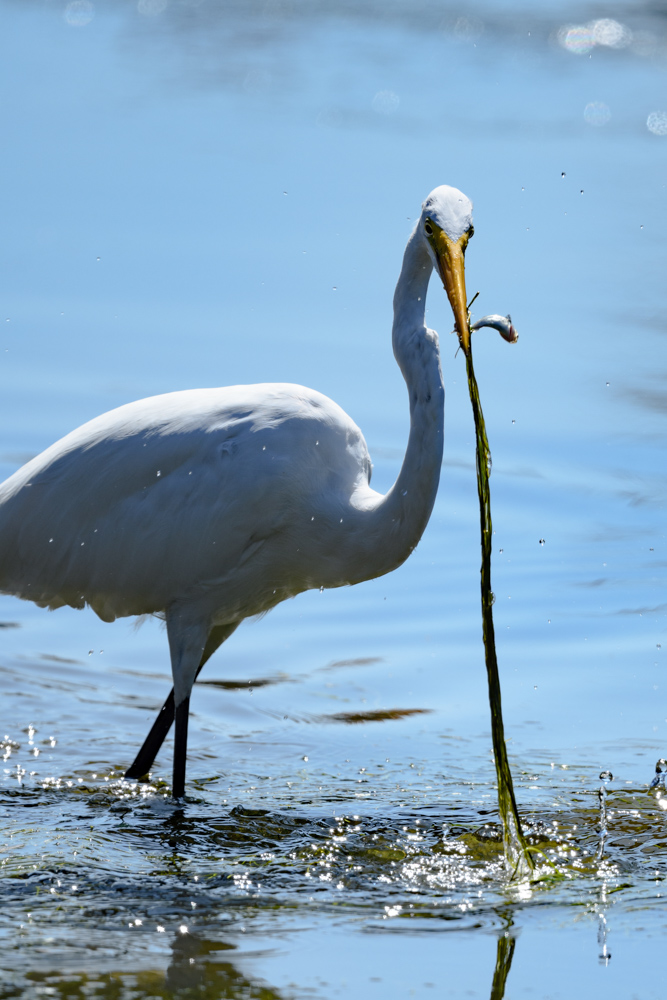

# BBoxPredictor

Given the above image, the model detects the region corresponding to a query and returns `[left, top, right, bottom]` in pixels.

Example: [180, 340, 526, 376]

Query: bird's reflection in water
[164, 931, 283, 999]
[17, 925, 519, 1000]
[19, 933, 285, 1000]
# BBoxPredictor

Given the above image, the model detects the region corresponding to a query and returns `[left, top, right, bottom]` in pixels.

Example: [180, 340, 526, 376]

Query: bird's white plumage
[421, 185, 473, 242]
[0, 184, 473, 792]
[0, 384, 376, 623]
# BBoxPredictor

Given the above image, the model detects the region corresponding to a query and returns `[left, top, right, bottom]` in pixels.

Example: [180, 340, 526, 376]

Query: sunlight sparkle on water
[557, 24, 595, 55]
[2, 0, 667, 993]
[591, 19, 632, 48]
[647, 111, 667, 136]
[371, 91, 400, 116]
[137, 0, 167, 16]
[557, 19, 632, 55]
[584, 101, 611, 127]
[64, 0, 94, 27]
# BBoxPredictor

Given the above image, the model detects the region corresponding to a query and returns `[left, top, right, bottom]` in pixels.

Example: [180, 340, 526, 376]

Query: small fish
[470, 313, 518, 344]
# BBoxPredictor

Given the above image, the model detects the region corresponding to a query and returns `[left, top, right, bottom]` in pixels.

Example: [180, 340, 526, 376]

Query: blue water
[1, 1, 667, 997]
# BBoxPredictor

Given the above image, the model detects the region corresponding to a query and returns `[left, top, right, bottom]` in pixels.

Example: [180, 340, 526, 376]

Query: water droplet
[88, 650, 93, 656]
[262, 445, 266, 451]
[658, 644, 662, 649]
[311, 516, 315, 521]
[599, 770, 613, 782]
[283, 191, 288, 196]
[319, 585, 324, 593]
[302, 756, 309, 762]
[156, 470, 161, 477]
[539, 538, 545, 546]
[561, 171, 566, 178]
[640, 225, 644, 230]
[580, 189, 584, 194]
[606, 382, 610, 387]
[49, 538, 53, 543]
[401, 489, 408, 496]
[499, 548, 503, 553]
[511, 419, 516, 424]
[339, 518, 343, 523]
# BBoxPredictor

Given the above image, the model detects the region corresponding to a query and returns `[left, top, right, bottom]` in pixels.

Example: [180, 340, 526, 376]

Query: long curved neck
[349, 227, 445, 581]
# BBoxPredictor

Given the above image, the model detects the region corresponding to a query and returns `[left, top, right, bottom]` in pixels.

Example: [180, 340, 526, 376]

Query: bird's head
[420, 185, 474, 354]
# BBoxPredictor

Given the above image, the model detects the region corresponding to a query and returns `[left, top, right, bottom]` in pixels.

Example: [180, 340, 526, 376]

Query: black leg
[124, 690, 175, 779]
[124, 623, 237, 781]
[172, 696, 190, 799]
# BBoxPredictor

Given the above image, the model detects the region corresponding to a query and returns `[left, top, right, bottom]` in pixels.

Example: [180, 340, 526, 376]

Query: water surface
[1, 1, 667, 996]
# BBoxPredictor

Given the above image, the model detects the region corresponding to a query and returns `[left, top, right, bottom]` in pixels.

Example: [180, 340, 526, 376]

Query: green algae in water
[464, 340, 534, 880]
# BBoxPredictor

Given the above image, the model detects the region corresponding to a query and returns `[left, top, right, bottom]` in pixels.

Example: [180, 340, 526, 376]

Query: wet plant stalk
[490, 933, 516, 1000]
[465, 344, 534, 879]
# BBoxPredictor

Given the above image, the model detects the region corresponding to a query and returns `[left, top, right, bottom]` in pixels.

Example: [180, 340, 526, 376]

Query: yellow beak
[432, 229, 471, 355]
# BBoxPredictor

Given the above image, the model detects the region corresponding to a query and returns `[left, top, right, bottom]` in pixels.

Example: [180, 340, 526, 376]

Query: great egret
[0, 185, 474, 798]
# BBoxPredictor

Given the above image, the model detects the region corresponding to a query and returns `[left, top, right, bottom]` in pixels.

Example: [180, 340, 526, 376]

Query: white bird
[0, 185, 474, 798]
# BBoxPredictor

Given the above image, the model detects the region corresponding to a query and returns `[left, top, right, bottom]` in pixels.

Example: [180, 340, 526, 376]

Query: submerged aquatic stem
[464, 340, 534, 880]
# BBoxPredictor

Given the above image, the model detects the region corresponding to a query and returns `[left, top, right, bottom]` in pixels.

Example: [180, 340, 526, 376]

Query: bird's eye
[424, 220, 434, 237]
[468, 225, 474, 239]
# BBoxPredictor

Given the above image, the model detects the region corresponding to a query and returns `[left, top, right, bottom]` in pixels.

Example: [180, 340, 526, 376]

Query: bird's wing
[0, 384, 371, 621]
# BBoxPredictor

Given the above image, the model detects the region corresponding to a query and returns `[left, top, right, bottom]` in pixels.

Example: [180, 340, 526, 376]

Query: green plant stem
[490, 933, 516, 1000]
[465, 344, 534, 879]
